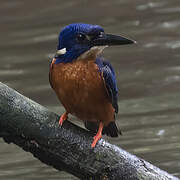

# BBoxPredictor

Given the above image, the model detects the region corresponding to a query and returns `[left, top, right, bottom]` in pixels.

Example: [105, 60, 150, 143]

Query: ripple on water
[0, 69, 24, 76]
[136, 2, 167, 11]
[160, 21, 180, 29]
[32, 34, 57, 43]
[156, 7, 180, 13]
[164, 75, 180, 83]
[165, 40, 180, 49]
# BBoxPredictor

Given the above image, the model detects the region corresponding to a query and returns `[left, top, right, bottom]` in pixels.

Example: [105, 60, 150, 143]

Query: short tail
[84, 121, 122, 137]
[103, 122, 122, 137]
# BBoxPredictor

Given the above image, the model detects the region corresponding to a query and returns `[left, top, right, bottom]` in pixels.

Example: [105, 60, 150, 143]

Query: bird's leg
[91, 122, 103, 148]
[59, 112, 68, 126]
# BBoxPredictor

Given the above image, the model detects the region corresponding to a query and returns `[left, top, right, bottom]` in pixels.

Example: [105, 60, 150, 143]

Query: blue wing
[95, 58, 119, 113]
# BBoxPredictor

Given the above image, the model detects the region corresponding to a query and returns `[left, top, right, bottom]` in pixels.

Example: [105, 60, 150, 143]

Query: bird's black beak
[92, 33, 136, 46]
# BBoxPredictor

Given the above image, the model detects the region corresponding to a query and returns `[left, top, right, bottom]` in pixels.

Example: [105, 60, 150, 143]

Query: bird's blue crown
[55, 23, 105, 63]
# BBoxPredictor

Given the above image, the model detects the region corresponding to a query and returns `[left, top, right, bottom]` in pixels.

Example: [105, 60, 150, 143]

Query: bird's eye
[98, 31, 104, 38]
[77, 33, 86, 42]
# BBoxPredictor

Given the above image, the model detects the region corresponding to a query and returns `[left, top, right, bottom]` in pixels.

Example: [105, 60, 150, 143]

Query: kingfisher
[49, 23, 135, 148]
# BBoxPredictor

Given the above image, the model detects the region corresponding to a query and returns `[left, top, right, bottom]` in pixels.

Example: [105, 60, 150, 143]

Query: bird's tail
[103, 122, 122, 137]
[84, 121, 122, 137]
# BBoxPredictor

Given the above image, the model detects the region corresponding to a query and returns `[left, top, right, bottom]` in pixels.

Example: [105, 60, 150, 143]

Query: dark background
[0, 0, 180, 179]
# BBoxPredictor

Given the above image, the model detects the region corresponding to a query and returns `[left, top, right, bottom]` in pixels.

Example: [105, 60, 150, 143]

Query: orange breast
[50, 58, 114, 126]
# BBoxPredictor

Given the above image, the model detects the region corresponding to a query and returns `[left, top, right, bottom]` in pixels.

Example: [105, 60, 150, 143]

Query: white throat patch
[78, 45, 108, 60]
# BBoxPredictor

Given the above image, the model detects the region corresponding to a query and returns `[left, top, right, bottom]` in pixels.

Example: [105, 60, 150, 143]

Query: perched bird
[49, 23, 135, 148]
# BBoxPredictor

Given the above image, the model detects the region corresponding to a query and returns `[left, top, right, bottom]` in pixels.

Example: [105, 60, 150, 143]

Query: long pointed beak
[92, 33, 136, 46]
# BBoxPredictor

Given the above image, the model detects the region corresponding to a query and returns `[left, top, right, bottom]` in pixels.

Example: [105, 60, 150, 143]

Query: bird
[49, 23, 135, 148]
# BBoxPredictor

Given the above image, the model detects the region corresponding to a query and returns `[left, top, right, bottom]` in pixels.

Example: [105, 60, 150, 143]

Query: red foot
[59, 112, 68, 126]
[91, 122, 103, 148]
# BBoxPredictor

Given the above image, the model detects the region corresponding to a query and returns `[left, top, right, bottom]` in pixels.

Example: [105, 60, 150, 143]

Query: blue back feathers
[96, 58, 119, 113]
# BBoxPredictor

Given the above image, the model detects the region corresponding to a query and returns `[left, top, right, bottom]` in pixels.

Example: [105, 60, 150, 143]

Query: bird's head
[55, 23, 135, 63]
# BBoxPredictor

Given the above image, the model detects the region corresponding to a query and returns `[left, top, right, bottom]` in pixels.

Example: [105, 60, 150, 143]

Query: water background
[0, 0, 180, 179]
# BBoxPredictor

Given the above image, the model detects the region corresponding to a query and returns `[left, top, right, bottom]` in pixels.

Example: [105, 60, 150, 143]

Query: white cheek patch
[56, 48, 66, 55]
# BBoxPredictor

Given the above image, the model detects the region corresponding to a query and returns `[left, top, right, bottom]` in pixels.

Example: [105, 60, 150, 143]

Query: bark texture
[0, 82, 179, 180]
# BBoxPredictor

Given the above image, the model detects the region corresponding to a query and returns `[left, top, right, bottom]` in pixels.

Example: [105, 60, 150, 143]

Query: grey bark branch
[0, 82, 179, 180]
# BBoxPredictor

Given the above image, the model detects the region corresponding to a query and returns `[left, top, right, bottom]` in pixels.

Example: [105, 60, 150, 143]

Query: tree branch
[0, 82, 179, 180]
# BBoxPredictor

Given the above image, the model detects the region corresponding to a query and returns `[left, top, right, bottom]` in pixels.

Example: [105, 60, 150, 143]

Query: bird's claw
[59, 112, 68, 126]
